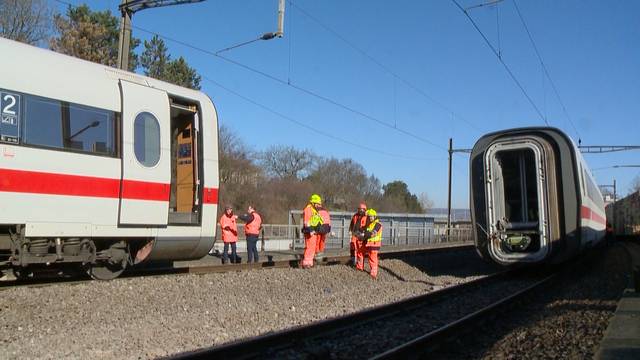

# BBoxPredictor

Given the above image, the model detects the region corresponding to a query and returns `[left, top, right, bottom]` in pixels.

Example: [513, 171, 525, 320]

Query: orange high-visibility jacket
[318, 208, 330, 225]
[219, 214, 238, 243]
[244, 211, 262, 236]
[349, 213, 367, 235]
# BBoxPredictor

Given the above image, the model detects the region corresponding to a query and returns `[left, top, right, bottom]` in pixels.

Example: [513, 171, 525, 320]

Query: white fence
[213, 224, 473, 253]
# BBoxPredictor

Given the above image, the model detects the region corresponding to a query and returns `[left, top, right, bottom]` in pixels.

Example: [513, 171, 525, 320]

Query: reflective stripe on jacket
[318, 208, 330, 226]
[303, 204, 323, 227]
[245, 211, 262, 235]
[365, 220, 382, 248]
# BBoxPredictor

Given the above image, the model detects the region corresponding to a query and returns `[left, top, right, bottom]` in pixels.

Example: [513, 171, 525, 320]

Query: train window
[20, 93, 116, 156]
[134, 112, 160, 167]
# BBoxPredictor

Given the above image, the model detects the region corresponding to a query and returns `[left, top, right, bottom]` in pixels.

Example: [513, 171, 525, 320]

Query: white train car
[0, 38, 219, 279]
[470, 127, 605, 266]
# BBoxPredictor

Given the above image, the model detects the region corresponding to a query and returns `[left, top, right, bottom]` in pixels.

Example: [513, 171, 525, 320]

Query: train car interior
[485, 140, 550, 262]
[168, 97, 201, 225]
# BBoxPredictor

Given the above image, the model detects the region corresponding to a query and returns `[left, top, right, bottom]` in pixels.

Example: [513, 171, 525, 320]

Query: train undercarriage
[0, 225, 153, 280]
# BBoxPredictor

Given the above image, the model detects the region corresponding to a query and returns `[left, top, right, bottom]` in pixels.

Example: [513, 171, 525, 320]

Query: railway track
[167, 268, 555, 360]
[0, 244, 474, 291]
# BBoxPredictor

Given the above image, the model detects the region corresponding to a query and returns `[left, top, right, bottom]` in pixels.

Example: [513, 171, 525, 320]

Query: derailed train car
[470, 127, 605, 266]
[0, 38, 219, 279]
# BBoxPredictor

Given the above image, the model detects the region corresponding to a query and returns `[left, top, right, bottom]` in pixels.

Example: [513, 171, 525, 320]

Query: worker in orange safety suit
[301, 194, 324, 268]
[315, 203, 331, 257]
[218, 206, 239, 264]
[356, 208, 383, 279]
[239, 205, 262, 263]
[349, 203, 368, 266]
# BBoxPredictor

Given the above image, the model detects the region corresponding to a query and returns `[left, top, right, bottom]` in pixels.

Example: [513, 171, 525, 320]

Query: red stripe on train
[0, 168, 218, 204]
[121, 179, 169, 201]
[0, 168, 120, 198]
[203, 187, 218, 204]
[580, 205, 606, 226]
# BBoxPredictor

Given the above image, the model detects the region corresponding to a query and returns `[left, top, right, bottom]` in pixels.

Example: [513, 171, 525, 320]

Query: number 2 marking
[3, 95, 17, 115]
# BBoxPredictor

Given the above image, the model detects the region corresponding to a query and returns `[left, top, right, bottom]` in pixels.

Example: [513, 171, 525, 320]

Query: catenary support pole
[117, 0, 132, 70]
[447, 138, 453, 241]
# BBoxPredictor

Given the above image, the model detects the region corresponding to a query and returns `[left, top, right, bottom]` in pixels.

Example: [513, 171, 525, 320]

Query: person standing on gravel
[239, 205, 262, 263]
[315, 203, 331, 258]
[301, 194, 324, 268]
[356, 209, 383, 279]
[218, 206, 239, 264]
[349, 203, 368, 266]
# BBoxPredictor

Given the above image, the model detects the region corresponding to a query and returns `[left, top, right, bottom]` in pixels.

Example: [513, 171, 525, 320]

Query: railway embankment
[0, 246, 493, 359]
[595, 239, 640, 360]
[428, 241, 633, 359]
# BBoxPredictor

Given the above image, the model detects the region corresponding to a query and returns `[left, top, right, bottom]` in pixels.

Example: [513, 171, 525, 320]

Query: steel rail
[371, 272, 558, 359]
[166, 270, 510, 360]
[0, 244, 474, 290]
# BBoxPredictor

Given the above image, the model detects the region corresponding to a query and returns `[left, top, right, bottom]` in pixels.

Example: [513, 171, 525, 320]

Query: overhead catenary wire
[52, 0, 448, 152]
[290, 1, 483, 133]
[512, 0, 581, 139]
[202, 75, 445, 162]
[127, 24, 448, 151]
[450, 0, 549, 126]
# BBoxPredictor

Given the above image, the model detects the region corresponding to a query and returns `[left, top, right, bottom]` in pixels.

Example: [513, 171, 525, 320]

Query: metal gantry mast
[578, 145, 640, 153]
[117, 0, 286, 70]
[117, 0, 206, 70]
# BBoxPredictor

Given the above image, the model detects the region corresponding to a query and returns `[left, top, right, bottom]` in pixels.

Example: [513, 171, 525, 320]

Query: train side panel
[0, 38, 219, 276]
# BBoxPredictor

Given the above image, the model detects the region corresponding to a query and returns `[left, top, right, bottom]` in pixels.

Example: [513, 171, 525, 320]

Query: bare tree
[218, 125, 259, 184]
[259, 145, 316, 179]
[630, 175, 640, 195]
[418, 192, 434, 212]
[0, 0, 51, 45]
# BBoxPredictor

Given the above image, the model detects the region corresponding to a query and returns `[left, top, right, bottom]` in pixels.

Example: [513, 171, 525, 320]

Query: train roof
[470, 126, 577, 155]
[0, 37, 211, 112]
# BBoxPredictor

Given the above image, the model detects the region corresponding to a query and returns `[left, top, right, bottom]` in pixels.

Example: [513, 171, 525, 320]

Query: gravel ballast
[0, 249, 494, 359]
[430, 242, 633, 359]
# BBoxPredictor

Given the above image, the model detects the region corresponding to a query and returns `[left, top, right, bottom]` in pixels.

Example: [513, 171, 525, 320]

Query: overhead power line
[450, 0, 549, 126]
[128, 24, 448, 151]
[202, 75, 444, 161]
[53, 0, 447, 151]
[290, 1, 483, 133]
[512, 0, 580, 139]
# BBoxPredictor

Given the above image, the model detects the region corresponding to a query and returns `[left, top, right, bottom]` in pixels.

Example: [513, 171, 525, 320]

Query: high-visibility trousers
[316, 234, 326, 253]
[350, 236, 359, 258]
[356, 241, 380, 278]
[355, 240, 366, 271]
[302, 234, 319, 267]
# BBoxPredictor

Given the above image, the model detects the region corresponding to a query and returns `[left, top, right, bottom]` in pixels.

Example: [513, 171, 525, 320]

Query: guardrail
[213, 224, 473, 252]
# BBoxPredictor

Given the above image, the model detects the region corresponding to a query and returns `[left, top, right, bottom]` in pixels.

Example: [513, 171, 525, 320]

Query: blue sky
[56, 0, 640, 207]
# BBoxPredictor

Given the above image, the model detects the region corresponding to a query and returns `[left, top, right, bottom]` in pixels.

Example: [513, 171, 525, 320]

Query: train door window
[497, 149, 539, 224]
[168, 98, 201, 225]
[133, 112, 160, 167]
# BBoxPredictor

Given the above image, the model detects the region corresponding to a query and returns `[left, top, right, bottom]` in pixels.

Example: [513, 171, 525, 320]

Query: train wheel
[86, 242, 129, 281]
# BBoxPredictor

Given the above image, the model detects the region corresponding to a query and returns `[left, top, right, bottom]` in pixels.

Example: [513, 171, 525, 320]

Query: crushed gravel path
[0, 249, 495, 359]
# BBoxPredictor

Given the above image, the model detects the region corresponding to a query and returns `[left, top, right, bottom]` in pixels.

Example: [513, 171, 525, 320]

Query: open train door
[119, 80, 170, 225]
